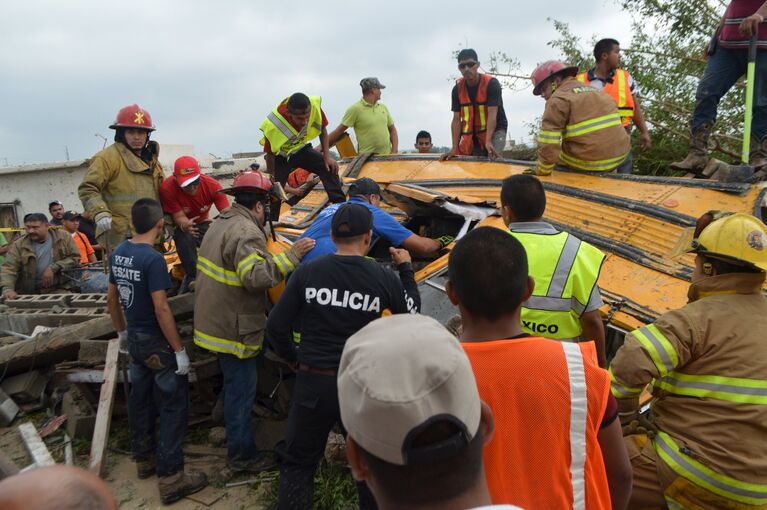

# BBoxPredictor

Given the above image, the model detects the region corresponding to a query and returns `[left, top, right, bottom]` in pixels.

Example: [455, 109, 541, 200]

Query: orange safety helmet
[530, 60, 578, 96]
[218, 170, 275, 196]
[109, 104, 156, 131]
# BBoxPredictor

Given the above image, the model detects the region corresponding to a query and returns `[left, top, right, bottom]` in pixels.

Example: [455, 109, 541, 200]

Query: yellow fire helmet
[688, 212, 767, 271]
[266, 235, 292, 304]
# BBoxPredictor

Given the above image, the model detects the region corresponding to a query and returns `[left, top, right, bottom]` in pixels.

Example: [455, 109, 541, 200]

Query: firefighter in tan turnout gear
[78, 104, 164, 250]
[193, 171, 315, 474]
[529, 60, 631, 175]
[610, 212, 767, 509]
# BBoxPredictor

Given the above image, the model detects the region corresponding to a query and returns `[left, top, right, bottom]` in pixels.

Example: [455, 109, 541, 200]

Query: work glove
[434, 235, 455, 249]
[117, 330, 129, 355]
[620, 412, 657, 438]
[96, 214, 113, 232]
[174, 348, 191, 376]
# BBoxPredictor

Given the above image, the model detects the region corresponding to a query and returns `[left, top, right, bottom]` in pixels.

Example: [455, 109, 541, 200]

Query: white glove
[118, 330, 129, 355]
[174, 348, 190, 375]
[96, 215, 112, 232]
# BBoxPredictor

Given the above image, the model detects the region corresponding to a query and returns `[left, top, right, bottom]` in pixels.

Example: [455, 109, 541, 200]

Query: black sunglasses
[458, 61, 478, 70]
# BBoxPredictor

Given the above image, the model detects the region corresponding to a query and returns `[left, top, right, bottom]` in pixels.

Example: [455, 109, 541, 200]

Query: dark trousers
[218, 353, 261, 463]
[271, 145, 346, 221]
[693, 46, 767, 137]
[128, 331, 188, 477]
[174, 221, 210, 279]
[276, 371, 377, 510]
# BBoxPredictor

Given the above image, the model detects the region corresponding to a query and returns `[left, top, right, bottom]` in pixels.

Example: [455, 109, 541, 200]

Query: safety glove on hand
[434, 235, 455, 249]
[175, 348, 191, 376]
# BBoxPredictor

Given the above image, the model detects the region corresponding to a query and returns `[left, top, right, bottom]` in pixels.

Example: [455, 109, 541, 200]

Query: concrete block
[1, 370, 49, 404]
[62, 386, 96, 440]
[69, 294, 108, 308]
[7, 294, 71, 310]
[0, 388, 19, 426]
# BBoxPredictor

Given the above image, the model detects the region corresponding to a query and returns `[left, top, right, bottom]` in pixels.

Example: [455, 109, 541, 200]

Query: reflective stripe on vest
[512, 231, 603, 339]
[559, 150, 628, 172]
[632, 324, 679, 377]
[193, 328, 261, 359]
[457, 74, 492, 154]
[564, 113, 622, 139]
[653, 372, 767, 405]
[197, 256, 243, 287]
[537, 129, 562, 145]
[260, 96, 323, 157]
[576, 69, 635, 126]
[562, 342, 588, 510]
[654, 431, 767, 506]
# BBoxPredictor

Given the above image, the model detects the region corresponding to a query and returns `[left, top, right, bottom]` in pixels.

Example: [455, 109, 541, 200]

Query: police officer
[500, 174, 607, 366]
[266, 202, 420, 509]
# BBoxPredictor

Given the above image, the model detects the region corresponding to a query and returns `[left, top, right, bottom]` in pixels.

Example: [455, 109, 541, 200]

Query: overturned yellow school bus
[273, 153, 767, 353]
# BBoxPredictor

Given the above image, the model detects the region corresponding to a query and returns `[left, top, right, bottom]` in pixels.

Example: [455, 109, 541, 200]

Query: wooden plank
[18, 422, 55, 468]
[88, 338, 120, 477]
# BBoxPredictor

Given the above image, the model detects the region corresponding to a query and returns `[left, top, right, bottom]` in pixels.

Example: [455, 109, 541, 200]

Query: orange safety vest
[463, 337, 612, 509]
[576, 69, 635, 127]
[457, 73, 493, 155]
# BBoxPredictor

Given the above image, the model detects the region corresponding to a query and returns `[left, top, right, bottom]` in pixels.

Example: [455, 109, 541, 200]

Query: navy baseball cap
[332, 203, 373, 238]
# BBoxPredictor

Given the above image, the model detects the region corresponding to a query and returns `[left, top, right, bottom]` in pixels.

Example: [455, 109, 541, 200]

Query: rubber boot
[750, 134, 767, 171]
[158, 470, 208, 505]
[670, 123, 713, 173]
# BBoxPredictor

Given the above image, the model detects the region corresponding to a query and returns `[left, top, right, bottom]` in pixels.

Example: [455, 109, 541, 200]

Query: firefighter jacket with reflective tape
[0, 228, 81, 294]
[78, 142, 163, 249]
[193, 203, 300, 359]
[536, 77, 630, 173]
[576, 69, 635, 127]
[260, 96, 323, 158]
[610, 272, 767, 506]
[509, 223, 605, 340]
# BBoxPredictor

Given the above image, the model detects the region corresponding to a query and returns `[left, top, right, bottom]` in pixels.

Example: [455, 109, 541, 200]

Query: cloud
[0, 0, 634, 165]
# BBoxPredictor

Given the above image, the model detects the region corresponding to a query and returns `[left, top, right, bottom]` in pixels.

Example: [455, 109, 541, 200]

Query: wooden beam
[18, 422, 55, 468]
[88, 338, 119, 477]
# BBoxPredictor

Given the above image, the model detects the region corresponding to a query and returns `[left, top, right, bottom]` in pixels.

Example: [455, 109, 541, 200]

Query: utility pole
[95, 133, 107, 149]
[65, 146, 70, 161]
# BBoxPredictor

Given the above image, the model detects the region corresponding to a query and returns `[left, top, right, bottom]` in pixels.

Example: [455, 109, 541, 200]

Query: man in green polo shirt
[328, 77, 398, 155]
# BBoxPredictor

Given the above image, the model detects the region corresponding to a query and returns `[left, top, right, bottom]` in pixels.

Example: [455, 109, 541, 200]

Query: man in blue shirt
[106, 198, 207, 504]
[299, 177, 452, 262]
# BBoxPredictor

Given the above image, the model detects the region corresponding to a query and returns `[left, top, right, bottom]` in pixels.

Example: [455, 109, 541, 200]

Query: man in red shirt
[159, 156, 230, 291]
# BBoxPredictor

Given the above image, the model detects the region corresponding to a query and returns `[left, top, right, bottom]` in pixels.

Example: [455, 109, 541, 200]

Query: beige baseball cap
[338, 314, 481, 466]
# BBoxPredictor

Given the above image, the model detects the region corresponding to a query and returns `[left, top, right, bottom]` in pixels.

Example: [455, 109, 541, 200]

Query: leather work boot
[670, 123, 713, 173]
[136, 456, 156, 479]
[158, 470, 208, 505]
[228, 455, 278, 475]
[750, 134, 767, 171]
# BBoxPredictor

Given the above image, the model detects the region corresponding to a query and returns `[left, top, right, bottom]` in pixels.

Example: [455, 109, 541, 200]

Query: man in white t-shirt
[338, 314, 523, 510]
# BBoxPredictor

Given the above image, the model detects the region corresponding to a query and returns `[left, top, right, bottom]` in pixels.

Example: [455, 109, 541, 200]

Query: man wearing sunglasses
[441, 49, 507, 161]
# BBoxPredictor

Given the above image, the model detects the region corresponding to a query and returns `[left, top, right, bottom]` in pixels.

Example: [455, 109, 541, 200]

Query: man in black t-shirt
[442, 48, 508, 160]
[266, 202, 420, 510]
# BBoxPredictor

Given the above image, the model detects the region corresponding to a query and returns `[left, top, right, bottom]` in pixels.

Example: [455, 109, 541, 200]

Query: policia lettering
[305, 287, 381, 313]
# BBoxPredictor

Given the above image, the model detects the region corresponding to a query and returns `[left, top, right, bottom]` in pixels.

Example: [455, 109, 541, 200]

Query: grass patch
[258, 460, 358, 510]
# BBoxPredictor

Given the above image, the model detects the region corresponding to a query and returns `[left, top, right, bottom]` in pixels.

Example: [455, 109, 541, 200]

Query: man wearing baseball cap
[61, 211, 97, 265]
[339, 314, 521, 510]
[298, 177, 451, 263]
[159, 155, 230, 292]
[266, 202, 420, 509]
[328, 77, 399, 155]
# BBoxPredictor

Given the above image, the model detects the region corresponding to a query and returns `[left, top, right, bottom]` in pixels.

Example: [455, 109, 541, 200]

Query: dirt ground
[0, 423, 272, 509]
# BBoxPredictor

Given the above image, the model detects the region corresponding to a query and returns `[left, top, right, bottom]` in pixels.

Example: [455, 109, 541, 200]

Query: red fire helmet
[109, 104, 156, 131]
[218, 171, 275, 196]
[530, 61, 578, 96]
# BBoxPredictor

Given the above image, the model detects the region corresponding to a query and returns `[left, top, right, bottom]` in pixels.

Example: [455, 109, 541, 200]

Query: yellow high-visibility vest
[260, 96, 323, 158]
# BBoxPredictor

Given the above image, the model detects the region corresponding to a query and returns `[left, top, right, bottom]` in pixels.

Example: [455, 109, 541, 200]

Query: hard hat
[530, 60, 578, 96]
[218, 171, 275, 196]
[688, 212, 767, 271]
[109, 104, 156, 131]
[173, 156, 201, 187]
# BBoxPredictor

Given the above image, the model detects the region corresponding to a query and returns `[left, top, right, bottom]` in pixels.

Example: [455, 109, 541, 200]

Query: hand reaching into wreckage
[3, 289, 18, 300]
[389, 247, 412, 266]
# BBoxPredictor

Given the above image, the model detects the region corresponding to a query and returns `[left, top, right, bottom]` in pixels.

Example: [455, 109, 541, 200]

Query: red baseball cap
[173, 156, 201, 187]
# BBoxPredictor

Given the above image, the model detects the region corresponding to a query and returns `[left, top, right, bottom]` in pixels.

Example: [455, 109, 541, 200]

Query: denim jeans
[174, 221, 210, 279]
[616, 149, 633, 174]
[218, 353, 260, 463]
[692, 46, 767, 138]
[128, 331, 189, 477]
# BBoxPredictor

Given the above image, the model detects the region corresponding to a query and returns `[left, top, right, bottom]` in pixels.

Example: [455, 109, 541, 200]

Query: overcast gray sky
[0, 0, 633, 166]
